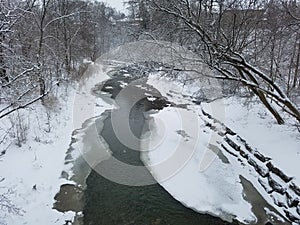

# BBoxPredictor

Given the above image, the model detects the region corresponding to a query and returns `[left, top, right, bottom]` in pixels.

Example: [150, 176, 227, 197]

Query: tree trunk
[254, 89, 285, 124]
[36, 0, 48, 98]
[293, 34, 300, 88]
[0, 34, 8, 83]
[287, 34, 298, 96]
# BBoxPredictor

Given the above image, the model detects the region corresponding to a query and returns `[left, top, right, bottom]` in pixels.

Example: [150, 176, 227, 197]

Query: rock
[271, 192, 287, 208]
[248, 157, 258, 168]
[225, 136, 241, 152]
[236, 135, 246, 144]
[268, 175, 286, 195]
[290, 182, 300, 196]
[244, 143, 253, 153]
[64, 220, 72, 225]
[284, 210, 300, 223]
[61, 171, 69, 179]
[258, 177, 273, 194]
[266, 162, 293, 183]
[202, 110, 213, 119]
[253, 151, 271, 163]
[248, 157, 268, 177]
[217, 131, 226, 137]
[225, 127, 236, 136]
[192, 100, 201, 105]
[286, 191, 299, 208]
[221, 144, 238, 157]
[205, 122, 212, 128]
[240, 149, 249, 159]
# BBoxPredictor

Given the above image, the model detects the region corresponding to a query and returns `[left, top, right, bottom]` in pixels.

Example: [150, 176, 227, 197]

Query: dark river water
[82, 69, 239, 225]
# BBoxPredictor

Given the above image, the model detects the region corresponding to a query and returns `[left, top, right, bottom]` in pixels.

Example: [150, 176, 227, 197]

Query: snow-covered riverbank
[141, 73, 300, 224]
[0, 61, 114, 225]
[0, 85, 76, 225]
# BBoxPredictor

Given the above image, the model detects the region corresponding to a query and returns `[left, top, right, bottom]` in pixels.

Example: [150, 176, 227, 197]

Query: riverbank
[141, 72, 300, 224]
[0, 84, 77, 225]
[0, 61, 114, 225]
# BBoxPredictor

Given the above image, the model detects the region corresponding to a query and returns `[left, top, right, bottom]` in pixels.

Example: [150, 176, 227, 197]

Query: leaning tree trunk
[253, 88, 285, 124]
[293, 35, 300, 88]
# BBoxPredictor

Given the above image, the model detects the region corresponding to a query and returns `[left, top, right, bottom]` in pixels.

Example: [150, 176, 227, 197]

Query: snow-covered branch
[1, 67, 37, 88]
[0, 81, 59, 119]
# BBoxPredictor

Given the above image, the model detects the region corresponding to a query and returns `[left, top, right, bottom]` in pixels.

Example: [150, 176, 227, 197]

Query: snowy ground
[0, 86, 76, 225]
[141, 72, 300, 224]
[0, 61, 113, 225]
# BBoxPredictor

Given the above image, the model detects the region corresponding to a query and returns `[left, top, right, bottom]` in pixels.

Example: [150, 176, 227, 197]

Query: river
[82, 65, 239, 225]
[52, 62, 242, 225]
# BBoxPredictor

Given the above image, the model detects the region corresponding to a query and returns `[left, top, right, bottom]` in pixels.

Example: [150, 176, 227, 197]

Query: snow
[0, 88, 76, 225]
[0, 61, 114, 225]
[146, 96, 157, 102]
[73, 61, 113, 130]
[142, 72, 300, 224]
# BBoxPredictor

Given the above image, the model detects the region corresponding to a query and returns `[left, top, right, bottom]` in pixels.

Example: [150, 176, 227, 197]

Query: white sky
[104, 0, 127, 13]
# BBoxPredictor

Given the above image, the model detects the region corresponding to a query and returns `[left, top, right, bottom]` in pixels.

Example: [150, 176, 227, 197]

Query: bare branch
[0, 81, 59, 119]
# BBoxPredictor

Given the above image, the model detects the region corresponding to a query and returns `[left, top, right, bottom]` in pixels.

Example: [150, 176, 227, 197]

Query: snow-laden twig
[1, 67, 37, 88]
[0, 81, 59, 119]
[0, 189, 24, 216]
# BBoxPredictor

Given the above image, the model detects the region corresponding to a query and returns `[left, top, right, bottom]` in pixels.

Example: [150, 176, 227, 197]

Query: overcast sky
[105, 0, 127, 13]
